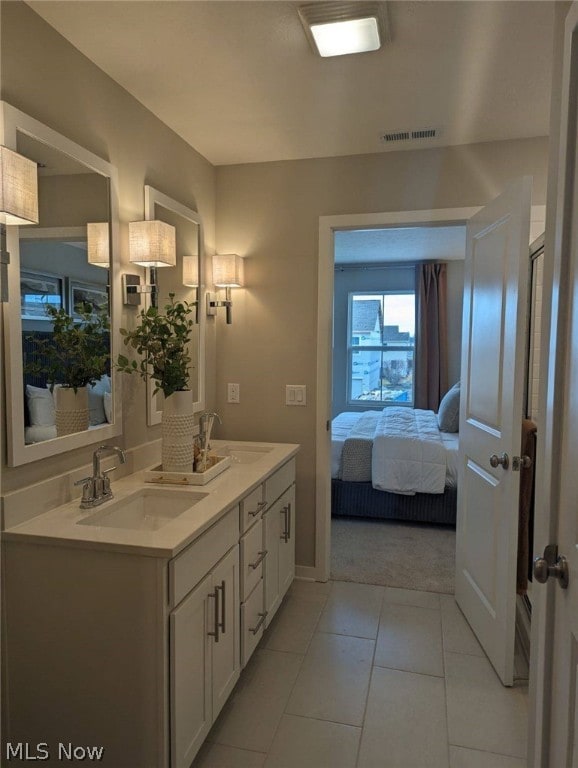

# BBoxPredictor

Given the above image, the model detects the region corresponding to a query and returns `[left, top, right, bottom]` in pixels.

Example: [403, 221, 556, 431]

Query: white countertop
[2, 441, 300, 558]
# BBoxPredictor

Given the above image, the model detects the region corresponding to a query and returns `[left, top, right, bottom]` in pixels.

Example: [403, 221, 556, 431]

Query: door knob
[533, 544, 569, 589]
[489, 452, 509, 469]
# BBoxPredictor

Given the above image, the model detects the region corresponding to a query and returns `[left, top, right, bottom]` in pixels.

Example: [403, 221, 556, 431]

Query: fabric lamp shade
[213, 253, 244, 287]
[182, 255, 199, 287]
[0, 146, 39, 226]
[129, 220, 176, 267]
[87, 222, 110, 268]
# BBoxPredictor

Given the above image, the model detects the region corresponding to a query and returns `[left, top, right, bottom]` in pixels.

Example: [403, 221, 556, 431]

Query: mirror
[143, 185, 205, 425]
[1, 102, 121, 466]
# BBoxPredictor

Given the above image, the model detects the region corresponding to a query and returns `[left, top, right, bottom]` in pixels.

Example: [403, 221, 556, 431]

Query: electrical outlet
[227, 383, 240, 403]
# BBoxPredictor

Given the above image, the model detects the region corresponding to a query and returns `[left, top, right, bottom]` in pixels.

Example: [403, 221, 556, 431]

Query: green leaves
[25, 305, 110, 392]
[116, 294, 194, 398]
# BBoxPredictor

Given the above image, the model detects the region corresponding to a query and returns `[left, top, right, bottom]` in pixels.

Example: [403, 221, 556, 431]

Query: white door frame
[315, 206, 478, 583]
[314, 203, 547, 584]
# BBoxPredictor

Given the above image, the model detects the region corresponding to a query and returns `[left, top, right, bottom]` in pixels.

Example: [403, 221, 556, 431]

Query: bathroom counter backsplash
[1, 440, 299, 558]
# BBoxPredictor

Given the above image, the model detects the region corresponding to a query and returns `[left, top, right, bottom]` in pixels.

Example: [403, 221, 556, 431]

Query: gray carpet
[331, 517, 455, 594]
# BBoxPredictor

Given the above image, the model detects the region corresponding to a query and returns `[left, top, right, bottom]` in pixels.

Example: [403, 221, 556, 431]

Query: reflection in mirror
[143, 186, 204, 425]
[1, 102, 120, 466]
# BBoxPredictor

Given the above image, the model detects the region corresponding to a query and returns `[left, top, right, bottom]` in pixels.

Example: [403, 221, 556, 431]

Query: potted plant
[117, 294, 195, 472]
[26, 304, 110, 436]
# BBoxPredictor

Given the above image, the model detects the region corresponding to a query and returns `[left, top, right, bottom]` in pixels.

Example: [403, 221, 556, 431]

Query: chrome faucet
[75, 445, 126, 509]
[198, 412, 222, 452]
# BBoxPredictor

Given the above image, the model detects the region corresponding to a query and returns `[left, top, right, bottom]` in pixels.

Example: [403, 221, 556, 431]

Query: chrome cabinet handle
[489, 453, 509, 469]
[280, 504, 291, 542]
[249, 611, 268, 635]
[207, 586, 220, 643]
[249, 550, 268, 570]
[217, 579, 226, 635]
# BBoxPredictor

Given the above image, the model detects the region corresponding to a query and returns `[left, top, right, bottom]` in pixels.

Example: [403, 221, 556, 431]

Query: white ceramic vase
[54, 386, 89, 437]
[162, 390, 195, 472]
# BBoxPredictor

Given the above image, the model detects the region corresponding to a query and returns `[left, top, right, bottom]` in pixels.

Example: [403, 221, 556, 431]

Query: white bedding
[331, 411, 376, 478]
[331, 409, 459, 491]
[372, 408, 447, 495]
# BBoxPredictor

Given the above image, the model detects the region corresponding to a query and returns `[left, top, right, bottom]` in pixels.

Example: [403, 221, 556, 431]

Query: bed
[331, 405, 459, 525]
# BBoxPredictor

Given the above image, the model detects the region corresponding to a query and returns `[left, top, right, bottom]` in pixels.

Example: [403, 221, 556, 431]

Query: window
[347, 291, 415, 405]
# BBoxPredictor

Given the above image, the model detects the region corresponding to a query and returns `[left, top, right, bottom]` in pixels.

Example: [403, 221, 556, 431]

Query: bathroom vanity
[2, 440, 298, 768]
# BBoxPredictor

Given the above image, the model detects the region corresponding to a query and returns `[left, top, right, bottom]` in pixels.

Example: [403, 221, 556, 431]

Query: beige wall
[0, 0, 550, 571]
[215, 139, 548, 567]
[0, 0, 217, 492]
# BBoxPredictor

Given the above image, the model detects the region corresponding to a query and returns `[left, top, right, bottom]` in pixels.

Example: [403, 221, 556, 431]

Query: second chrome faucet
[76, 445, 126, 509]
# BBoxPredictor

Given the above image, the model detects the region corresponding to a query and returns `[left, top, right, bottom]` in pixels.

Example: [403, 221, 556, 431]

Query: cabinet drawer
[240, 518, 264, 602]
[264, 459, 295, 508]
[170, 506, 238, 607]
[241, 579, 265, 667]
[240, 485, 265, 533]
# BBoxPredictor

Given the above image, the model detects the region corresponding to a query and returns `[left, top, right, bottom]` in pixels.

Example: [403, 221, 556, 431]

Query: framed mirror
[1, 102, 121, 466]
[143, 185, 205, 425]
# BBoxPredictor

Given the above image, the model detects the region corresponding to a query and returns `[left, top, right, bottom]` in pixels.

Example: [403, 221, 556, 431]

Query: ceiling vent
[380, 127, 440, 144]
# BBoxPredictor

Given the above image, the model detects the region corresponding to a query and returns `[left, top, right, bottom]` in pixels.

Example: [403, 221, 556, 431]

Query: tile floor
[194, 580, 529, 768]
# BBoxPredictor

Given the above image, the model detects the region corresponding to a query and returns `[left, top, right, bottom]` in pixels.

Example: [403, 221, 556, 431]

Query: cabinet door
[170, 573, 212, 768]
[263, 501, 280, 624]
[278, 485, 296, 598]
[211, 546, 240, 720]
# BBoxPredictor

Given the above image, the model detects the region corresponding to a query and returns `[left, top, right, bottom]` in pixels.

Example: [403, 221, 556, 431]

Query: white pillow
[103, 391, 112, 424]
[88, 375, 111, 426]
[437, 381, 461, 433]
[26, 385, 55, 427]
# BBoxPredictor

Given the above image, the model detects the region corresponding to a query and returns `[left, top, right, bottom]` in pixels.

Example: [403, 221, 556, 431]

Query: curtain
[415, 263, 448, 410]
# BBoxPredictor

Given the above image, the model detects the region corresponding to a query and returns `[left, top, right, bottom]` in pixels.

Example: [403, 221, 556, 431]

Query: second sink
[215, 444, 273, 464]
[77, 487, 208, 531]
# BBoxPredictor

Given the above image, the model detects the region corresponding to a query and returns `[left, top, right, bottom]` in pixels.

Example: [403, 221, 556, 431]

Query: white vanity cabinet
[263, 484, 296, 624]
[170, 543, 239, 768]
[2, 443, 299, 768]
[238, 458, 296, 666]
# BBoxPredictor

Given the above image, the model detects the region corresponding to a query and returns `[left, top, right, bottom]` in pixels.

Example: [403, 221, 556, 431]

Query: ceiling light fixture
[298, 2, 390, 58]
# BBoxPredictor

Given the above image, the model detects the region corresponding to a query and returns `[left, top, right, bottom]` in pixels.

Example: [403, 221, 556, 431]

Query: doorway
[329, 223, 466, 593]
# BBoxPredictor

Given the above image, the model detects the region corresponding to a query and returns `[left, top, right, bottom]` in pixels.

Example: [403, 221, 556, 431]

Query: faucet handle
[74, 476, 95, 503]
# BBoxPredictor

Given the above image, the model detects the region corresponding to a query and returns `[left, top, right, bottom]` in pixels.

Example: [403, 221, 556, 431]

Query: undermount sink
[215, 445, 273, 465]
[77, 487, 208, 531]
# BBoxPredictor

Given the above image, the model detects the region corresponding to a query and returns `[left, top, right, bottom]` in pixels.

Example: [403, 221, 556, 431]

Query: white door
[531, 4, 578, 763]
[456, 176, 532, 686]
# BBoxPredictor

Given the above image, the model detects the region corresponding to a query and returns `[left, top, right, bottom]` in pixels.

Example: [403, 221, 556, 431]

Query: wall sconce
[182, 255, 199, 322]
[87, 222, 110, 268]
[125, 219, 176, 306]
[207, 253, 244, 324]
[0, 146, 39, 302]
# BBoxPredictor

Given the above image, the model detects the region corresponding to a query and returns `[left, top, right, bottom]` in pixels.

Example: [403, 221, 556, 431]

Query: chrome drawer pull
[248, 500, 268, 517]
[249, 550, 268, 570]
[249, 611, 268, 635]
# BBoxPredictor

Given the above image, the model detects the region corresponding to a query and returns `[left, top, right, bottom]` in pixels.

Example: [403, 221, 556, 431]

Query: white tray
[143, 455, 232, 486]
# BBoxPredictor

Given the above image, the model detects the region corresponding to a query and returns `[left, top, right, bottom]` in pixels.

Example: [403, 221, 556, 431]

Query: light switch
[286, 385, 306, 406]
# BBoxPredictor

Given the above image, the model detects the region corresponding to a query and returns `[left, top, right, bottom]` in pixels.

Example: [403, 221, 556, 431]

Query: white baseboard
[295, 564, 328, 582]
